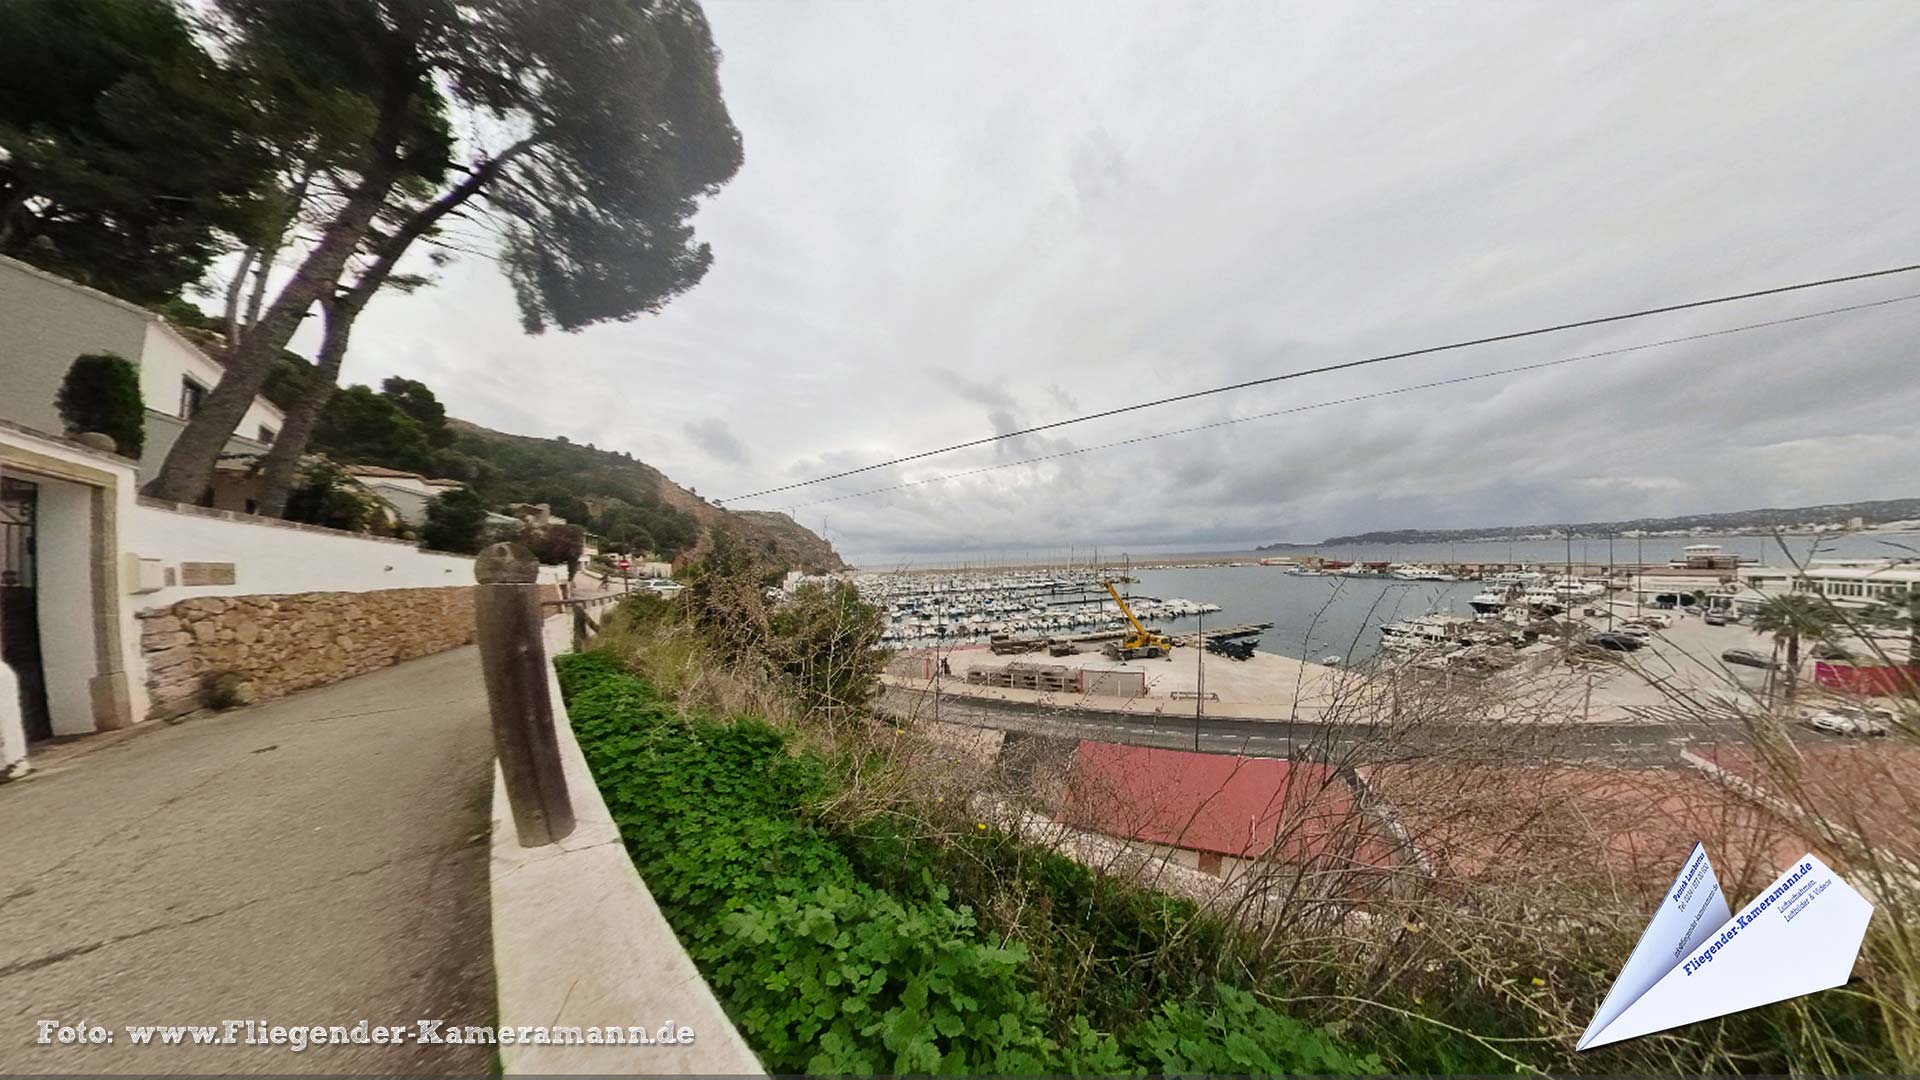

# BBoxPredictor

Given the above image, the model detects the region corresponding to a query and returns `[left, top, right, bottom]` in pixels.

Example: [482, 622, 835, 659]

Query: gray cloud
[683, 416, 750, 466]
[313, 1, 1920, 566]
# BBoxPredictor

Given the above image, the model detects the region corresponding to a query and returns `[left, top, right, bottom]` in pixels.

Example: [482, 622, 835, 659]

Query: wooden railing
[473, 544, 577, 846]
[543, 592, 620, 653]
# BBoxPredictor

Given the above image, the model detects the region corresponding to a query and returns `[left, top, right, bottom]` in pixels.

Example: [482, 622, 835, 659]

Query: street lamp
[1194, 610, 1204, 752]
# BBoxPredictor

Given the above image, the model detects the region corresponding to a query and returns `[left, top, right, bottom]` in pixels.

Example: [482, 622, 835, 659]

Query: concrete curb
[487, 620, 763, 1075]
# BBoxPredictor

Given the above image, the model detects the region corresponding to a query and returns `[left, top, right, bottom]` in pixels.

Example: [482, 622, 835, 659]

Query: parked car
[1703, 611, 1729, 626]
[1636, 613, 1674, 629]
[1721, 648, 1778, 670]
[1585, 632, 1644, 652]
[1804, 707, 1892, 738]
[1810, 642, 1856, 661]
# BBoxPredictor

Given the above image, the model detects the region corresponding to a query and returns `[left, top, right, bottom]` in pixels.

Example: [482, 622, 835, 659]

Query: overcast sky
[309, 1, 1920, 566]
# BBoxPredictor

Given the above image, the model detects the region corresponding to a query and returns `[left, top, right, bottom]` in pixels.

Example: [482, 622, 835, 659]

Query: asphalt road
[879, 685, 1717, 766]
[0, 648, 498, 1074]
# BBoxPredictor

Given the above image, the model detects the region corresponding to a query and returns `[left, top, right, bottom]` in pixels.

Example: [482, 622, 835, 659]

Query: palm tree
[1866, 586, 1920, 676]
[1749, 593, 1839, 699]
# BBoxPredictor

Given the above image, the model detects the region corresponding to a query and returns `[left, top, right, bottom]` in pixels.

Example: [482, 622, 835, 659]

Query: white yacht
[1391, 564, 1458, 582]
[1520, 587, 1567, 615]
[1378, 614, 1473, 650]
[1468, 590, 1508, 614]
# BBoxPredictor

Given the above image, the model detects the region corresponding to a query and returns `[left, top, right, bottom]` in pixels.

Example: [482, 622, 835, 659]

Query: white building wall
[136, 411, 272, 485]
[0, 423, 149, 734]
[0, 256, 285, 477]
[126, 500, 568, 610]
[138, 321, 285, 441]
[0, 256, 149, 435]
[362, 481, 434, 527]
[129, 502, 476, 607]
[34, 479, 97, 736]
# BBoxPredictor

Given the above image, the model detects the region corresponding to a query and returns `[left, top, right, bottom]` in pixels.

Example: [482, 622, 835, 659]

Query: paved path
[0, 647, 498, 1074]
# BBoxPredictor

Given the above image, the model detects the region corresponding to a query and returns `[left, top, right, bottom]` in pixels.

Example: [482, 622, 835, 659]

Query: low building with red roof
[1055, 741, 1397, 882]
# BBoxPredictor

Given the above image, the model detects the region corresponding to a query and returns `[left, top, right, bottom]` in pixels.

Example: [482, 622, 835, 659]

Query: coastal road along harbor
[877, 684, 1714, 766]
[881, 607, 1877, 765]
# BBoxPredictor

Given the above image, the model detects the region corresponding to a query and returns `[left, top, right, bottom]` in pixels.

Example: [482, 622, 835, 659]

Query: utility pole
[1565, 528, 1575, 644]
[1607, 531, 1616, 632]
[1194, 609, 1204, 752]
[1636, 534, 1644, 619]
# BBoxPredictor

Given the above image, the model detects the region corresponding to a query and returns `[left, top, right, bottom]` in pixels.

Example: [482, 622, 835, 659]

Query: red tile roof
[1361, 763, 1810, 897]
[1057, 742, 1392, 866]
[1693, 741, 1920, 861]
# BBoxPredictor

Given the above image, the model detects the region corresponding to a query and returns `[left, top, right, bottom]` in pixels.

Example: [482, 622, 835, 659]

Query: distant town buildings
[1621, 542, 1920, 617]
[343, 465, 471, 528]
[504, 502, 568, 527]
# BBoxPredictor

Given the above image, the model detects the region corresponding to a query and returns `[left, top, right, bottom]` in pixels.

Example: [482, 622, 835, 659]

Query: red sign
[1814, 661, 1919, 697]
[617, 558, 631, 570]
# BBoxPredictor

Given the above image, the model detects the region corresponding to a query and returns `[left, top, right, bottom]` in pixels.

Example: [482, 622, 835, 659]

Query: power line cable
[722, 261, 1920, 503]
[778, 290, 1920, 510]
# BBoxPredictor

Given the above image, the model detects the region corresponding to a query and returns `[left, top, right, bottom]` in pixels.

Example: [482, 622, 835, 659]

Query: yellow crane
[1101, 580, 1175, 660]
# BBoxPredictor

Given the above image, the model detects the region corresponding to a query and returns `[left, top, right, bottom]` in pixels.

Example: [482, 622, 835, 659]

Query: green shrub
[713, 882, 1057, 1073]
[556, 653, 1377, 1075]
[1122, 984, 1381, 1074]
[421, 487, 488, 553]
[55, 352, 145, 458]
[767, 580, 889, 712]
[200, 670, 248, 710]
[522, 522, 585, 570]
[284, 460, 378, 532]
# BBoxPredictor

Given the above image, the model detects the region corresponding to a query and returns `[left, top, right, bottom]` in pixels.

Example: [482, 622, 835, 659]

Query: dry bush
[870, 621, 1913, 1072]
[590, 557, 1915, 1072]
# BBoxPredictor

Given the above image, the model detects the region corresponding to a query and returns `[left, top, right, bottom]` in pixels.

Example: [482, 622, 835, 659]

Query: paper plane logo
[1578, 842, 1874, 1050]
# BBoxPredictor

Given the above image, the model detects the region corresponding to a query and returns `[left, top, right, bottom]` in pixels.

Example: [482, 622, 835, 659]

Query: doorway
[1, 475, 52, 741]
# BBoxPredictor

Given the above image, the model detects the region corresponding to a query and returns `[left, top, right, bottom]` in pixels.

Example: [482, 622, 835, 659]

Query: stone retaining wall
[137, 585, 557, 720]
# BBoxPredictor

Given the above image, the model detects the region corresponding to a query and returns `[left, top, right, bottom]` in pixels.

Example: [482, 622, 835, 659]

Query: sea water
[1123, 565, 1486, 662]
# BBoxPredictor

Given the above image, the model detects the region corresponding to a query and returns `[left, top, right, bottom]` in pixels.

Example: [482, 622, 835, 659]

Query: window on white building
[179, 376, 208, 419]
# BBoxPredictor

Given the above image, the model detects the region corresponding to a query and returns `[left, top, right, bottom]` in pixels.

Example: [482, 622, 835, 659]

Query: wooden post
[475, 543, 575, 846]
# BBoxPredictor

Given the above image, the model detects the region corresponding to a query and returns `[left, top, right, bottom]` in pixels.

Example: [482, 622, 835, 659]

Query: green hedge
[557, 652, 1382, 1075]
[55, 352, 144, 458]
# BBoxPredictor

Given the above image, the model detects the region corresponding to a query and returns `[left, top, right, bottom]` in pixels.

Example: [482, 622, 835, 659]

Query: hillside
[443, 419, 845, 572]
[1260, 496, 1920, 549]
[230, 341, 842, 570]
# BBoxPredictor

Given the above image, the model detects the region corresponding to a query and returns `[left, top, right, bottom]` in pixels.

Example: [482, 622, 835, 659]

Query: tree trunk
[1785, 635, 1801, 699]
[241, 234, 282, 333]
[249, 139, 539, 516]
[140, 44, 429, 506]
[141, 168, 399, 503]
[221, 246, 258, 352]
[244, 169, 313, 336]
[253, 298, 359, 518]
